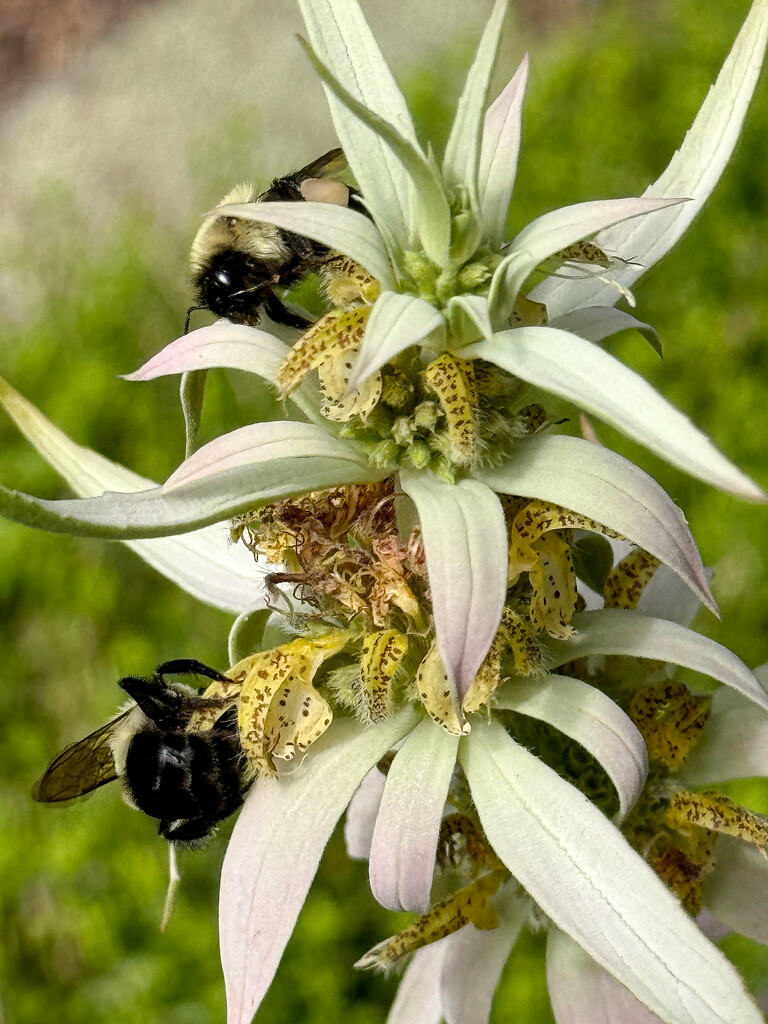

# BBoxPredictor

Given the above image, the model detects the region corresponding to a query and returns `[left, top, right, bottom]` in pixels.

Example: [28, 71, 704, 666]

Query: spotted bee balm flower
[2, 1, 768, 1023]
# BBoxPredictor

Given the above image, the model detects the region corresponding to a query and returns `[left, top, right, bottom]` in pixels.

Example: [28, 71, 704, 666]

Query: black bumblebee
[189, 147, 366, 331]
[32, 660, 248, 843]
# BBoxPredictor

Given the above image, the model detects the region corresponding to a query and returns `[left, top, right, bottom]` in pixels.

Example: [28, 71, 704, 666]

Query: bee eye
[214, 269, 232, 287]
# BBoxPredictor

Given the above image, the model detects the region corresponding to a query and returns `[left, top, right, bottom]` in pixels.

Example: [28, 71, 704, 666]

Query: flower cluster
[2, 1, 768, 1023]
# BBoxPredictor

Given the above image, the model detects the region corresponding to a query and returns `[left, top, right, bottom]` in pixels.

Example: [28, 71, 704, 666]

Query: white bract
[1, 1, 768, 1023]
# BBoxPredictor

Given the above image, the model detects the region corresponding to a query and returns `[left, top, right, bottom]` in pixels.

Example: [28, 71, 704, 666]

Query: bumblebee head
[193, 250, 278, 326]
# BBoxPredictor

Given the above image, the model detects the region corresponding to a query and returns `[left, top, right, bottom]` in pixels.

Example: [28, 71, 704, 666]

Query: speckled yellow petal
[237, 632, 351, 773]
[668, 791, 768, 856]
[629, 681, 711, 770]
[416, 640, 469, 736]
[508, 500, 623, 586]
[604, 548, 661, 609]
[503, 608, 542, 676]
[463, 631, 503, 714]
[277, 306, 371, 397]
[360, 630, 409, 722]
[354, 870, 506, 972]
[187, 677, 243, 732]
[422, 353, 477, 467]
[555, 240, 611, 268]
[510, 293, 548, 327]
[321, 255, 381, 306]
[264, 677, 333, 762]
[529, 532, 578, 639]
[650, 837, 716, 915]
[318, 346, 382, 422]
[238, 648, 297, 774]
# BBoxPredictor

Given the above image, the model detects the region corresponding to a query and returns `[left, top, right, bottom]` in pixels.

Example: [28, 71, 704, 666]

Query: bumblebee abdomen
[124, 727, 243, 835]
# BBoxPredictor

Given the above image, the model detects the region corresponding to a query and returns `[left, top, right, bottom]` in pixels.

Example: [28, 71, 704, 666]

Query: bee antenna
[184, 305, 204, 334]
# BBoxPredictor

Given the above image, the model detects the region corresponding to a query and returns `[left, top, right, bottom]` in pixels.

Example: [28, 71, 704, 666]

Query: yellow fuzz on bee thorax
[422, 354, 478, 467]
[277, 306, 371, 398]
[416, 641, 469, 736]
[667, 791, 768, 857]
[190, 183, 291, 271]
[354, 869, 507, 973]
[629, 682, 711, 770]
[604, 548, 661, 609]
[360, 630, 409, 722]
[235, 632, 350, 774]
[320, 255, 381, 307]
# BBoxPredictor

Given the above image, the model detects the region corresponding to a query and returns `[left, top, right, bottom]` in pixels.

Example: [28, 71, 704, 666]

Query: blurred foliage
[1, 1, 768, 1021]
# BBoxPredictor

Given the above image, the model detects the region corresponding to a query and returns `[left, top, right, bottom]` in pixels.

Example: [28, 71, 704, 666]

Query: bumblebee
[189, 148, 365, 331]
[32, 660, 247, 843]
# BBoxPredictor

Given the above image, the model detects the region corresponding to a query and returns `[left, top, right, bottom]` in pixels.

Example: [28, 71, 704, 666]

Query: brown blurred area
[0, 0, 160, 103]
[0, 0, 588, 108]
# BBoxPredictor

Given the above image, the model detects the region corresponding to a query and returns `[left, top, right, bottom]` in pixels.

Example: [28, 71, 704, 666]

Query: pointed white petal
[164, 421, 368, 487]
[637, 563, 708, 628]
[0, 374, 264, 613]
[548, 609, 768, 712]
[221, 709, 418, 1024]
[348, 292, 445, 389]
[679, 687, 768, 785]
[440, 885, 529, 1024]
[547, 929, 665, 1024]
[445, 293, 494, 344]
[489, 198, 686, 320]
[299, 39, 451, 265]
[467, 327, 765, 500]
[443, 0, 509, 208]
[399, 472, 507, 698]
[369, 719, 458, 912]
[386, 940, 447, 1024]
[703, 836, 768, 946]
[125, 322, 291, 383]
[209, 200, 395, 290]
[0, 421, 382, 539]
[474, 434, 715, 614]
[125, 321, 323, 426]
[344, 765, 386, 861]
[533, 0, 768, 317]
[461, 719, 763, 1024]
[549, 306, 661, 357]
[298, 0, 420, 251]
[495, 674, 648, 820]
[478, 55, 529, 245]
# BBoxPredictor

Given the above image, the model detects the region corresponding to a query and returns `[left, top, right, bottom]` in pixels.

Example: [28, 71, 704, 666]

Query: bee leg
[154, 659, 229, 684]
[263, 293, 314, 331]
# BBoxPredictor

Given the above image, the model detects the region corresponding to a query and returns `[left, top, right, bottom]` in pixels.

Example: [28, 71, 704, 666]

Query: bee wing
[32, 711, 130, 803]
[296, 148, 347, 180]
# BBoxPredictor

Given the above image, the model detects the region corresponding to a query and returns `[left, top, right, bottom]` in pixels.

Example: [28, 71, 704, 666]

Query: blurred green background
[1, 1, 767, 1021]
